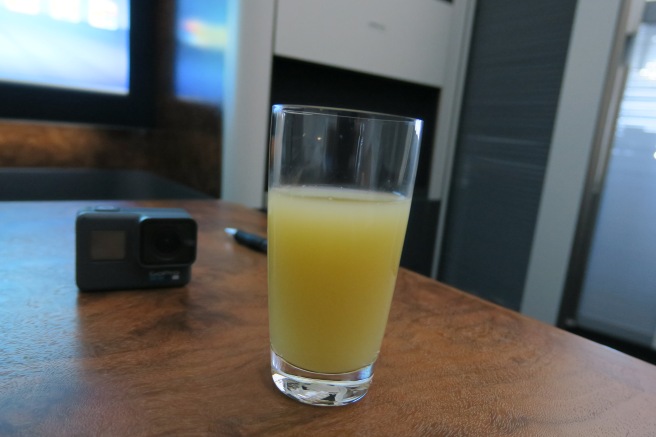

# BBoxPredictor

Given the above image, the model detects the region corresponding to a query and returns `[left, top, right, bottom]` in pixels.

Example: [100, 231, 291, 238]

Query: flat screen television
[0, 0, 154, 127]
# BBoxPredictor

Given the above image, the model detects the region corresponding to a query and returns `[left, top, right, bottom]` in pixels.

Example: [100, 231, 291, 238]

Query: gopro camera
[76, 206, 197, 291]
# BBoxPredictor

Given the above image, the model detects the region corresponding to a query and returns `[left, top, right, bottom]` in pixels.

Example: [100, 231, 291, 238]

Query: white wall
[274, 0, 452, 88]
[221, 0, 275, 208]
[221, 0, 461, 208]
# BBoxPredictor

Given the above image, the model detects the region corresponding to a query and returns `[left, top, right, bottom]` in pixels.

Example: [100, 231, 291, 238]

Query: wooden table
[1, 200, 655, 436]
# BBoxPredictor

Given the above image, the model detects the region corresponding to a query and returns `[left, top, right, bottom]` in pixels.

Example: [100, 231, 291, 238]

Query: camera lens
[153, 227, 182, 257]
[140, 218, 197, 266]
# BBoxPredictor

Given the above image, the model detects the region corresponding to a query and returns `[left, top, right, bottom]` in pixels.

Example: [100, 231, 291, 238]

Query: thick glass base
[270, 348, 374, 406]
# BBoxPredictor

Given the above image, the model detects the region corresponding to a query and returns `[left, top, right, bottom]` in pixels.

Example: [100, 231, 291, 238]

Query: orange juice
[267, 186, 411, 374]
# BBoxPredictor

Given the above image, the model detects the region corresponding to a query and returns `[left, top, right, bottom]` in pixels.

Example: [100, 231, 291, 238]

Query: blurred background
[0, 0, 654, 364]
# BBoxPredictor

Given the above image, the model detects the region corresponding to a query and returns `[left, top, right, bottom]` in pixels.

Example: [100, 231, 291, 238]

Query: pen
[224, 228, 268, 253]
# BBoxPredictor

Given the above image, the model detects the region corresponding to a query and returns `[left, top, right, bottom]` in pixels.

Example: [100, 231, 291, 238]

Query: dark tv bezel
[0, 2, 155, 128]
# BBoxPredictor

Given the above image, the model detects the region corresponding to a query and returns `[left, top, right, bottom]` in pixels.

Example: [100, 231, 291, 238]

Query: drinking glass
[267, 105, 422, 406]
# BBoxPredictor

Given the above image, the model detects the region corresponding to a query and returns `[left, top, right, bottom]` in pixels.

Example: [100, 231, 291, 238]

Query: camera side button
[94, 206, 120, 212]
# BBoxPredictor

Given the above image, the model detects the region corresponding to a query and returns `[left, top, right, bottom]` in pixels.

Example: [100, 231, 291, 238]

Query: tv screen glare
[0, 0, 130, 95]
[174, 0, 227, 107]
[0, 0, 154, 127]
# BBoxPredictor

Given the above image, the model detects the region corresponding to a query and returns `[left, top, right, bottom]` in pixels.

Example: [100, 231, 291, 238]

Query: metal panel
[274, 0, 452, 88]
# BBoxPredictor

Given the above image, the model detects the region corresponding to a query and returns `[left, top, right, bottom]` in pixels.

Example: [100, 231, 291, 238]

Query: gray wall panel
[438, 0, 577, 310]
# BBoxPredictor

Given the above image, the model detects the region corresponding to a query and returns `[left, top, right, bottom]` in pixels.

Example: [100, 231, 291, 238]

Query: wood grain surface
[1, 200, 655, 436]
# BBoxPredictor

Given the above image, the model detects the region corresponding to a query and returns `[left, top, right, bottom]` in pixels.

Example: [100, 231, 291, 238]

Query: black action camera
[75, 207, 197, 291]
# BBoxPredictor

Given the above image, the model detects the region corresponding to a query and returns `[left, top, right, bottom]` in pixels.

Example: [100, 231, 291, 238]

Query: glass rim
[272, 104, 423, 125]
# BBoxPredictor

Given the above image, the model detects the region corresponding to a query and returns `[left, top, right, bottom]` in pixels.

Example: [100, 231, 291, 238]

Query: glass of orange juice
[267, 105, 422, 406]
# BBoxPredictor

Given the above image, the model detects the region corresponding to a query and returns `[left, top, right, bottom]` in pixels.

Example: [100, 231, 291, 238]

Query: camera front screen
[90, 230, 126, 261]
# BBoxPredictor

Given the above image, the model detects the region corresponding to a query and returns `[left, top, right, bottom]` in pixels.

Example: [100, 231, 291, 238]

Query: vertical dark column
[438, 0, 578, 310]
